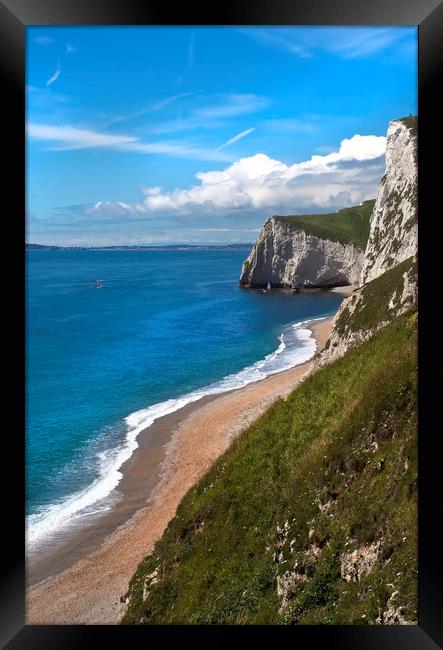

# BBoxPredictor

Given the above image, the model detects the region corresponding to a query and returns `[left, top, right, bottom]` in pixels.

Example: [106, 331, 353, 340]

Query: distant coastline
[26, 243, 253, 251]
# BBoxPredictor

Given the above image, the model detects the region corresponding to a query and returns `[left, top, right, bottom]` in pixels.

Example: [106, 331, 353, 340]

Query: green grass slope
[332, 256, 417, 340]
[273, 199, 375, 249]
[123, 310, 417, 625]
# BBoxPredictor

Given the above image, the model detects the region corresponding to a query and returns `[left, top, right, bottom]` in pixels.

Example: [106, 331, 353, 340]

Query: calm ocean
[26, 249, 344, 550]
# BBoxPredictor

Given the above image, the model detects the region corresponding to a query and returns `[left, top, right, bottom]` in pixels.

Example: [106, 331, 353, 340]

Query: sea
[26, 248, 344, 553]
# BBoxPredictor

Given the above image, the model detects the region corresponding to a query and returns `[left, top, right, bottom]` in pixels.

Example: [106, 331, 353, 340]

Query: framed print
[1, 0, 442, 646]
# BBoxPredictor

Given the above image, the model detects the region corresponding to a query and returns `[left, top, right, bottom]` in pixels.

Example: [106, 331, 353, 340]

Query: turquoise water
[26, 249, 344, 548]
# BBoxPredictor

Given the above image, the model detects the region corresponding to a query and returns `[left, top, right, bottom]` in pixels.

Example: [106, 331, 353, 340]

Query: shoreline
[26, 315, 335, 624]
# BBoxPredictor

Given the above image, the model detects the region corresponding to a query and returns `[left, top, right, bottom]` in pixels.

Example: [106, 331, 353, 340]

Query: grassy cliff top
[272, 199, 375, 249]
[123, 309, 417, 625]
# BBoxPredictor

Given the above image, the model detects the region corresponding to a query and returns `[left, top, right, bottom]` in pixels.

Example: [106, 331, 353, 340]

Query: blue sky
[26, 26, 417, 245]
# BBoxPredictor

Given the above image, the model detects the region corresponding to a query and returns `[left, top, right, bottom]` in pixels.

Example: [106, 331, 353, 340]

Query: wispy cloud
[216, 127, 255, 152]
[26, 84, 69, 105]
[66, 43, 77, 54]
[150, 94, 271, 136]
[104, 92, 194, 127]
[27, 123, 137, 149]
[242, 27, 412, 60]
[193, 93, 271, 119]
[327, 28, 407, 59]
[27, 122, 233, 161]
[124, 141, 232, 160]
[46, 62, 61, 87]
[149, 115, 224, 136]
[151, 92, 194, 112]
[241, 29, 311, 58]
[104, 108, 154, 127]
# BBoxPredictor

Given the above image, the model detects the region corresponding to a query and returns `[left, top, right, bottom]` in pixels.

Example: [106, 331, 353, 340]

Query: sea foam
[26, 318, 323, 551]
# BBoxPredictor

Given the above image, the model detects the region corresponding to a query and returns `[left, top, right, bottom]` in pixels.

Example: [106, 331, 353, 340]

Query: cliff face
[239, 218, 364, 289]
[316, 116, 418, 367]
[362, 117, 417, 284]
[316, 256, 417, 367]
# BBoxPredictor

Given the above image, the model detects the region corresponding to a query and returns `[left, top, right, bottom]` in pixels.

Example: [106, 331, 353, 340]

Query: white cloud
[110, 133, 386, 215]
[216, 127, 255, 152]
[46, 62, 61, 87]
[66, 43, 77, 54]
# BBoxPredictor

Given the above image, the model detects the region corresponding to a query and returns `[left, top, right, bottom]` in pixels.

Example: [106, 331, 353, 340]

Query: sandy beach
[26, 316, 335, 624]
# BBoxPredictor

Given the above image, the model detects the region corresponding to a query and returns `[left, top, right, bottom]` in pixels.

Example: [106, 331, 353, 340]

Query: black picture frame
[1, 0, 441, 647]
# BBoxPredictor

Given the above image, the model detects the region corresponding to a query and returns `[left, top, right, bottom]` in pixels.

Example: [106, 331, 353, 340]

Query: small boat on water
[95, 280, 103, 289]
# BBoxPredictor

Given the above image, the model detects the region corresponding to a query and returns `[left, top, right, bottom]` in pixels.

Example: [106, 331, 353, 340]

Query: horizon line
[26, 242, 254, 249]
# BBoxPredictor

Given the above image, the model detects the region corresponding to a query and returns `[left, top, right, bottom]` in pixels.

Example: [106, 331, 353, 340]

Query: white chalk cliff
[317, 117, 418, 366]
[362, 118, 417, 284]
[239, 218, 365, 289]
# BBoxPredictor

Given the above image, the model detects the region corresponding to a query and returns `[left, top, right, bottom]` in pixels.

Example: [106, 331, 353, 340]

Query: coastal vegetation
[273, 199, 375, 250]
[123, 308, 417, 625]
[334, 256, 416, 338]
